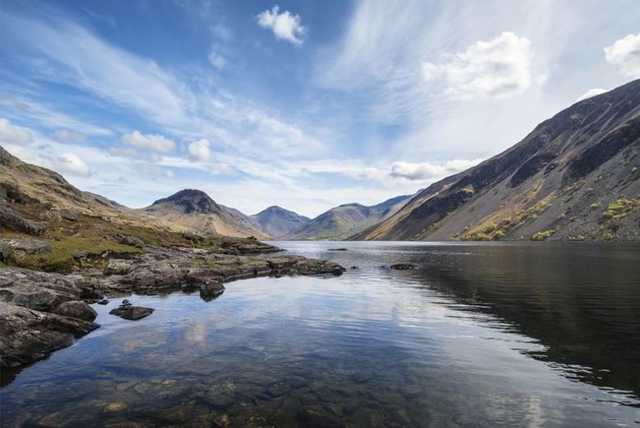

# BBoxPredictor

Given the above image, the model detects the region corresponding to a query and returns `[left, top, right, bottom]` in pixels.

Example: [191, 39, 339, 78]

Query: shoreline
[0, 241, 345, 385]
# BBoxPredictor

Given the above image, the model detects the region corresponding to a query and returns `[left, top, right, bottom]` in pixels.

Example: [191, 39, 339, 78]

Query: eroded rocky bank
[0, 238, 344, 381]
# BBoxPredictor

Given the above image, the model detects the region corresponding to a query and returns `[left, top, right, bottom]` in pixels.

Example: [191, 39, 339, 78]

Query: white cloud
[576, 88, 607, 102]
[390, 159, 482, 181]
[257, 6, 305, 45]
[208, 51, 226, 70]
[0, 118, 33, 144]
[423, 32, 533, 99]
[121, 130, 175, 153]
[55, 153, 90, 177]
[187, 139, 211, 162]
[604, 33, 640, 78]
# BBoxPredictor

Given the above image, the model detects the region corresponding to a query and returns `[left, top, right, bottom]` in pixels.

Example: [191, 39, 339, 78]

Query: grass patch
[531, 229, 555, 241]
[602, 198, 640, 220]
[15, 237, 142, 273]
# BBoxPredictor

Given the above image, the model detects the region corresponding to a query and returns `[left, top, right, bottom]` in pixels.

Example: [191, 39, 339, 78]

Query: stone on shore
[54, 300, 97, 322]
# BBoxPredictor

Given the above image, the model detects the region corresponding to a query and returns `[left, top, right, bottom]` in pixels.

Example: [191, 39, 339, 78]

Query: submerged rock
[109, 304, 154, 321]
[390, 263, 416, 270]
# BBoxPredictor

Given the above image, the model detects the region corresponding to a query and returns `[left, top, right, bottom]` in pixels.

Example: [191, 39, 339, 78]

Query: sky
[1, 0, 639, 217]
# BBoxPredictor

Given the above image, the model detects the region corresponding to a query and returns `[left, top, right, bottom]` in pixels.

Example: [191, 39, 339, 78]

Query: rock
[104, 259, 133, 275]
[97, 299, 109, 305]
[12, 287, 59, 311]
[54, 300, 97, 322]
[328, 248, 348, 251]
[199, 280, 225, 302]
[0, 205, 46, 235]
[390, 263, 416, 270]
[59, 209, 79, 222]
[351, 266, 358, 270]
[0, 301, 98, 368]
[103, 401, 128, 412]
[110, 304, 154, 321]
[115, 234, 145, 248]
[1, 239, 52, 261]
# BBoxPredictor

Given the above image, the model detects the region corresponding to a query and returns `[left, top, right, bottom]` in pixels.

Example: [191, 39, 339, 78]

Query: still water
[1, 241, 639, 427]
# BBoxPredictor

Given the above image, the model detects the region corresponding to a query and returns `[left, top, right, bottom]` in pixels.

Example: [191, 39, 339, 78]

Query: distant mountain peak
[251, 205, 310, 238]
[150, 189, 221, 214]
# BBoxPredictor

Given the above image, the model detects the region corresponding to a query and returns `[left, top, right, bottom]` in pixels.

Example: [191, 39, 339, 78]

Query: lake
[1, 241, 639, 427]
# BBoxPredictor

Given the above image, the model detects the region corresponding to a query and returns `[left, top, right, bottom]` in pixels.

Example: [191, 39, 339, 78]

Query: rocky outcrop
[0, 205, 45, 235]
[0, 244, 345, 373]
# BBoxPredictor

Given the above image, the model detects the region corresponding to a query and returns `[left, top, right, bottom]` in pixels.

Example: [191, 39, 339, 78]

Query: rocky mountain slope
[354, 79, 640, 241]
[250, 206, 310, 239]
[289, 194, 412, 240]
[143, 189, 268, 239]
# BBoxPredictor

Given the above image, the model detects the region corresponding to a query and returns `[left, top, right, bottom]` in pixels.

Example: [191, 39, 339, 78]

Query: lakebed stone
[389, 263, 416, 270]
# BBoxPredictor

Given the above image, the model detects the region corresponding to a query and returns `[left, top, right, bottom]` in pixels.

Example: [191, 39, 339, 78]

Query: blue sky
[1, 0, 639, 217]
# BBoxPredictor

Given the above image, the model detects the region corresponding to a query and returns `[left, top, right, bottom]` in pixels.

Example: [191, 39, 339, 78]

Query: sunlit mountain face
[2, 0, 639, 218]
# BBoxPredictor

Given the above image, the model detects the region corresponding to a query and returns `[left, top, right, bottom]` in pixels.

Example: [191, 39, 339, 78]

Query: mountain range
[2, 80, 639, 242]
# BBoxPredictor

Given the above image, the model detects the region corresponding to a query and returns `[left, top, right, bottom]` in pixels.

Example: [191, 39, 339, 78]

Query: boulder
[199, 279, 225, 302]
[110, 303, 154, 321]
[59, 209, 80, 222]
[54, 300, 97, 322]
[104, 259, 133, 276]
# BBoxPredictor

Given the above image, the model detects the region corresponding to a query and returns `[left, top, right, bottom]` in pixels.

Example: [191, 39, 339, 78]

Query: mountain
[354, 79, 640, 241]
[288, 194, 413, 240]
[143, 189, 268, 239]
[0, 145, 145, 233]
[250, 206, 310, 239]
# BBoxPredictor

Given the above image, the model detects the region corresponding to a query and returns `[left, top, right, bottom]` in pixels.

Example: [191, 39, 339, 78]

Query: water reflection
[1, 241, 639, 427]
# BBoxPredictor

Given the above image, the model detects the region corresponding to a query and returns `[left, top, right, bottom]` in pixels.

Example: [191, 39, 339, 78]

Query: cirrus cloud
[257, 6, 305, 45]
[423, 32, 533, 99]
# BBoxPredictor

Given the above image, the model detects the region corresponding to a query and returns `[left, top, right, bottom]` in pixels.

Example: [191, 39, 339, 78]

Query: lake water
[1, 241, 640, 427]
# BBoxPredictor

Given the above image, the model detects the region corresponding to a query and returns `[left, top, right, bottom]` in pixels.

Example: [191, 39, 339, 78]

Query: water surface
[1, 241, 639, 427]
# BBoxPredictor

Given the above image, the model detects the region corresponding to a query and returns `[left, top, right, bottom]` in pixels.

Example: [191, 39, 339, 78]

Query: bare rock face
[0, 205, 46, 236]
[54, 300, 97, 322]
[0, 239, 52, 263]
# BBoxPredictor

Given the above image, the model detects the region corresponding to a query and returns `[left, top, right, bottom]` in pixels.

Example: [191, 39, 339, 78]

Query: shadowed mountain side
[250, 206, 310, 239]
[353, 79, 640, 241]
[289, 194, 413, 240]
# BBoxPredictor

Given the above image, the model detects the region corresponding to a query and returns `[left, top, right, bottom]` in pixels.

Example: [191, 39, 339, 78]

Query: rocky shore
[0, 239, 345, 379]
